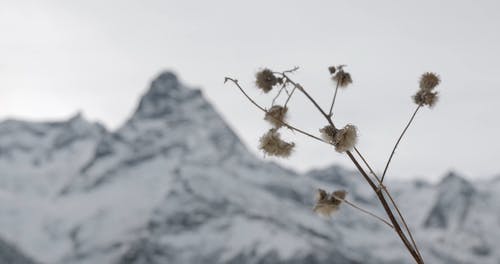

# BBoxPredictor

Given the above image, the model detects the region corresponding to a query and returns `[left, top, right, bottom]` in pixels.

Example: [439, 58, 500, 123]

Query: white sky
[1, 0, 499, 181]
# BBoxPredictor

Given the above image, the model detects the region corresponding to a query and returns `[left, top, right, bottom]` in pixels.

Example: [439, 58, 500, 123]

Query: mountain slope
[0, 71, 498, 264]
[0, 238, 37, 264]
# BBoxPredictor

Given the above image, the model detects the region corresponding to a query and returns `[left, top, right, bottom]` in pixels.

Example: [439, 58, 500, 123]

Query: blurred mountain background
[0, 73, 498, 264]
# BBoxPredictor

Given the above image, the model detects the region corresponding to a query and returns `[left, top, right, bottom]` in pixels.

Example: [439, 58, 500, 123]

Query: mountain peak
[67, 111, 84, 122]
[150, 71, 180, 94]
[438, 171, 473, 190]
[424, 171, 476, 229]
[133, 71, 202, 119]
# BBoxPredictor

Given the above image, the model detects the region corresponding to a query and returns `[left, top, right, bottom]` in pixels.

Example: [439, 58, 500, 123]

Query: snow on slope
[0, 71, 498, 264]
[0, 113, 105, 196]
[0, 238, 37, 264]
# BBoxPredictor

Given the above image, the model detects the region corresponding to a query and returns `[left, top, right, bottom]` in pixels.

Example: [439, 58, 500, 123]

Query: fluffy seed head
[315, 189, 328, 201]
[333, 124, 357, 153]
[332, 70, 352, 88]
[319, 125, 336, 143]
[259, 129, 295, 158]
[313, 189, 347, 217]
[265, 105, 288, 128]
[332, 190, 347, 202]
[328, 66, 336, 74]
[413, 90, 439, 107]
[419, 72, 440, 91]
[255, 69, 278, 93]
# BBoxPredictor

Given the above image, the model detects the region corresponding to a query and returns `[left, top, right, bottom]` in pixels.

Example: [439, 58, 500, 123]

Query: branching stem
[271, 83, 288, 106]
[328, 81, 340, 117]
[333, 195, 394, 229]
[275, 73, 424, 264]
[354, 147, 423, 260]
[226, 77, 392, 228]
[381, 105, 422, 183]
[283, 85, 297, 108]
[224, 74, 425, 264]
[224, 77, 326, 144]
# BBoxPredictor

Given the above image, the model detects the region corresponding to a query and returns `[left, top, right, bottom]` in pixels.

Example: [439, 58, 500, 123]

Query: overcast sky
[1, 0, 499, 181]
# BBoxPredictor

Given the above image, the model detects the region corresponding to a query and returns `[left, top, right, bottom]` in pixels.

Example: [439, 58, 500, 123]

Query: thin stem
[381, 105, 422, 183]
[345, 151, 423, 263]
[383, 185, 423, 260]
[280, 66, 300, 74]
[333, 195, 394, 229]
[283, 85, 297, 108]
[284, 87, 291, 96]
[281, 73, 333, 123]
[224, 77, 266, 112]
[224, 77, 327, 145]
[353, 146, 423, 260]
[271, 83, 288, 106]
[328, 81, 340, 117]
[354, 147, 382, 183]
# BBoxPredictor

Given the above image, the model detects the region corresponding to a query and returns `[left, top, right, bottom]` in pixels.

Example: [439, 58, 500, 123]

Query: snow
[0, 71, 498, 264]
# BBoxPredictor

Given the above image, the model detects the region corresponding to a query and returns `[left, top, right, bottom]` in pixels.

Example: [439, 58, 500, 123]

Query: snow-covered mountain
[0, 72, 498, 264]
[0, 238, 37, 264]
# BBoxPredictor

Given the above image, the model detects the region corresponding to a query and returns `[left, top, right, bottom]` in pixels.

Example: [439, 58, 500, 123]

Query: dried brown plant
[259, 128, 295, 157]
[313, 189, 346, 216]
[419, 72, 440, 90]
[264, 105, 288, 128]
[225, 66, 442, 264]
[255, 69, 278, 93]
[332, 68, 352, 88]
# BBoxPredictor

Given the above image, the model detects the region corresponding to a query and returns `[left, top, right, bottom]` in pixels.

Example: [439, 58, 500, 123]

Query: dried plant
[225, 66, 442, 264]
[313, 189, 346, 216]
[319, 125, 336, 143]
[255, 68, 279, 93]
[264, 105, 288, 128]
[332, 66, 352, 88]
[259, 128, 295, 157]
[320, 124, 358, 152]
[333, 124, 358, 153]
[419, 72, 440, 90]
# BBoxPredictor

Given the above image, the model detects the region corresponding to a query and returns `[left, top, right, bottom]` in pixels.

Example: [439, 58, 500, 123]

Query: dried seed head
[413, 90, 439, 107]
[331, 190, 347, 204]
[319, 125, 336, 143]
[333, 124, 357, 153]
[313, 189, 347, 217]
[332, 70, 352, 88]
[328, 66, 336, 74]
[264, 105, 288, 128]
[419, 72, 440, 91]
[259, 128, 295, 158]
[413, 72, 440, 108]
[255, 69, 278, 93]
[315, 188, 328, 201]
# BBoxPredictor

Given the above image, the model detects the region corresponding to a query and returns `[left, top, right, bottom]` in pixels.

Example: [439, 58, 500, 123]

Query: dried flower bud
[313, 188, 347, 217]
[255, 69, 278, 93]
[319, 125, 336, 143]
[259, 128, 295, 158]
[332, 70, 352, 88]
[334, 124, 357, 152]
[328, 66, 336, 74]
[315, 188, 328, 201]
[265, 105, 288, 128]
[331, 190, 347, 204]
[419, 72, 440, 91]
[320, 124, 357, 152]
[413, 90, 439, 107]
